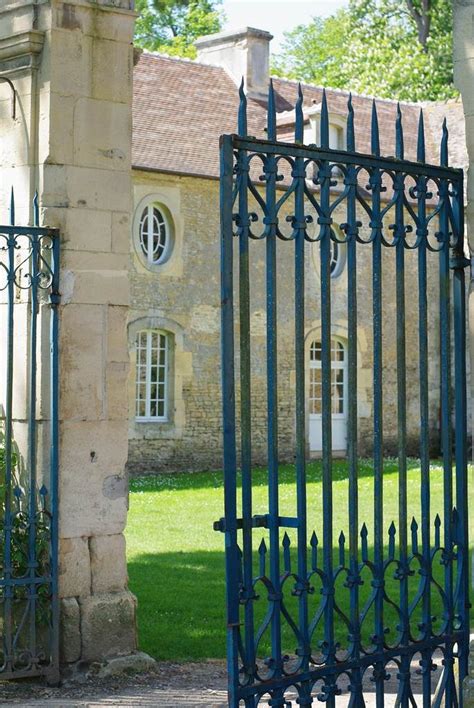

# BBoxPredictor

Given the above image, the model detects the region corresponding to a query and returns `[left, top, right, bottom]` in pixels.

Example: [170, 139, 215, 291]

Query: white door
[309, 339, 347, 453]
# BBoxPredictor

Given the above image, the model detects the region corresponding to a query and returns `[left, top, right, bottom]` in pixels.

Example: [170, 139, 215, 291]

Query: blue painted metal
[0, 191, 60, 682]
[218, 84, 470, 706]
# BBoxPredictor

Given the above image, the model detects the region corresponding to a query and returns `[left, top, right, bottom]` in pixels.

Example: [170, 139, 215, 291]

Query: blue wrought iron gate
[219, 84, 470, 706]
[0, 191, 60, 682]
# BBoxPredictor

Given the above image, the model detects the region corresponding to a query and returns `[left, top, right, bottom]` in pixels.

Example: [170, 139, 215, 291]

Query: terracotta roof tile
[132, 53, 467, 177]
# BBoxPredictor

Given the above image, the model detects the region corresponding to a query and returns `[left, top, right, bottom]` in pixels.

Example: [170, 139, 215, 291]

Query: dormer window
[303, 104, 345, 150]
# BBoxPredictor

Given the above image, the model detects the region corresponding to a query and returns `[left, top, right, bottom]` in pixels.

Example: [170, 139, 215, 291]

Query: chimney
[195, 27, 273, 100]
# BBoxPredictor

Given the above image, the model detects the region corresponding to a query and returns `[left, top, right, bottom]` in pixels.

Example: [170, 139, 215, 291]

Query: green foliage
[272, 0, 457, 102]
[134, 0, 224, 58]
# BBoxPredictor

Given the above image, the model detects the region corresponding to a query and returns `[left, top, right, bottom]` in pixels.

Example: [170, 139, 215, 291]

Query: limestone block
[454, 62, 474, 117]
[107, 306, 129, 363]
[453, 3, 474, 62]
[65, 270, 130, 306]
[0, 96, 33, 167]
[64, 166, 132, 212]
[94, 10, 136, 43]
[90, 533, 128, 593]
[112, 211, 131, 254]
[0, 4, 37, 38]
[73, 98, 131, 170]
[42, 92, 75, 166]
[79, 591, 137, 662]
[464, 640, 474, 706]
[42, 164, 69, 209]
[59, 537, 91, 598]
[60, 597, 81, 663]
[92, 37, 133, 104]
[106, 362, 129, 420]
[62, 251, 129, 272]
[96, 651, 156, 677]
[55, 3, 135, 43]
[59, 304, 105, 420]
[50, 29, 92, 98]
[64, 208, 113, 253]
[59, 420, 129, 538]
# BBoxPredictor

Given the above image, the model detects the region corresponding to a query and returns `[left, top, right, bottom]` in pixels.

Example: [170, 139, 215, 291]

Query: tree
[134, 0, 223, 58]
[272, 0, 456, 102]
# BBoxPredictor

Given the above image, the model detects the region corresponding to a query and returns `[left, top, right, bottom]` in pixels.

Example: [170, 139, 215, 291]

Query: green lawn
[126, 460, 456, 661]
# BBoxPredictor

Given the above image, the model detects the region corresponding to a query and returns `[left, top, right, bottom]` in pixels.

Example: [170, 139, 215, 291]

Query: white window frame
[329, 235, 346, 278]
[309, 338, 347, 418]
[135, 329, 169, 422]
[138, 203, 171, 266]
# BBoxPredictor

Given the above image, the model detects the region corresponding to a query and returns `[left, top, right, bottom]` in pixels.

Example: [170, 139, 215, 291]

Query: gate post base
[463, 641, 474, 706]
[60, 591, 138, 666]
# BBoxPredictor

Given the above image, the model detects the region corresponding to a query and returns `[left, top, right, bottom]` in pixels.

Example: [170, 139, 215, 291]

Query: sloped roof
[132, 51, 467, 178]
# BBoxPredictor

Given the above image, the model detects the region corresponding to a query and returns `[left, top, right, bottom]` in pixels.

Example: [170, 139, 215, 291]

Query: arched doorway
[308, 337, 347, 453]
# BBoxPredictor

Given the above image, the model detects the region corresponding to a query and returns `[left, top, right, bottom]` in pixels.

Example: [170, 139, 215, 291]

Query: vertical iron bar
[345, 95, 363, 706]
[265, 82, 284, 699]
[370, 101, 385, 708]
[236, 83, 256, 696]
[27, 195, 40, 668]
[394, 106, 411, 708]
[319, 90, 336, 707]
[3, 189, 16, 674]
[416, 111, 432, 707]
[220, 133, 240, 708]
[49, 224, 60, 679]
[439, 120, 454, 705]
[451, 174, 469, 698]
[293, 87, 311, 700]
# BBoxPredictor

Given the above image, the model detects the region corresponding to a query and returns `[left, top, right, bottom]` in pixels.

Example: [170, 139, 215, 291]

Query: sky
[221, 0, 349, 52]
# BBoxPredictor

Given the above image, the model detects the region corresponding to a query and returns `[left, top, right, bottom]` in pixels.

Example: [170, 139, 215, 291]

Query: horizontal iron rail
[236, 632, 466, 700]
[214, 515, 300, 531]
[227, 135, 463, 182]
[0, 226, 59, 236]
[0, 575, 53, 587]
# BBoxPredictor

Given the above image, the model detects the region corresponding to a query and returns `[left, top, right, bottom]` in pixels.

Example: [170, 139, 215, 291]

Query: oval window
[138, 204, 171, 265]
[329, 230, 346, 278]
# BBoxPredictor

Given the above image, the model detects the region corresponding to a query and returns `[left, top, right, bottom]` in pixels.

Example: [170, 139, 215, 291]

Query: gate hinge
[213, 515, 300, 532]
[449, 255, 471, 270]
[213, 515, 268, 532]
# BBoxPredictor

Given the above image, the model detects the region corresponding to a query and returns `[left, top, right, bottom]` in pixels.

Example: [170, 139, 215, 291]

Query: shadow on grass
[130, 458, 432, 495]
[128, 546, 447, 662]
[129, 551, 226, 661]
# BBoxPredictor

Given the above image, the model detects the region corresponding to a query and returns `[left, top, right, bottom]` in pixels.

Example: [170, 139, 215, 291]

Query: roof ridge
[271, 75, 418, 106]
[139, 48, 225, 71]
[270, 75, 459, 108]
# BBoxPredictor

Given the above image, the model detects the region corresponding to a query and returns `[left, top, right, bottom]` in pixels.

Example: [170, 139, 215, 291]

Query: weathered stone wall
[129, 170, 442, 474]
[0, 0, 137, 665]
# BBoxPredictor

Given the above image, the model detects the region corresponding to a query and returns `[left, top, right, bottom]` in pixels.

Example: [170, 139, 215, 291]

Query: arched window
[309, 339, 346, 415]
[135, 330, 169, 421]
[137, 202, 172, 266]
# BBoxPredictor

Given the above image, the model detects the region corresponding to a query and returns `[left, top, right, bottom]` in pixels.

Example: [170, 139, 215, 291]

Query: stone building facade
[128, 29, 468, 474]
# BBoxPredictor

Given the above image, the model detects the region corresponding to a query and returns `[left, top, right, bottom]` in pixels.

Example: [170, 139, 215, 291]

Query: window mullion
[163, 335, 168, 420]
[147, 205, 153, 265]
[146, 331, 152, 418]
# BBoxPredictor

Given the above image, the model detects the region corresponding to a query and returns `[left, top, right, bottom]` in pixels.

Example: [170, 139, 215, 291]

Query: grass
[125, 459, 457, 662]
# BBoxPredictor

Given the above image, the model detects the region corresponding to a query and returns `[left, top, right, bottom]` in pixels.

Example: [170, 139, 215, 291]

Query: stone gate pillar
[453, 0, 474, 703]
[0, 1, 137, 663]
